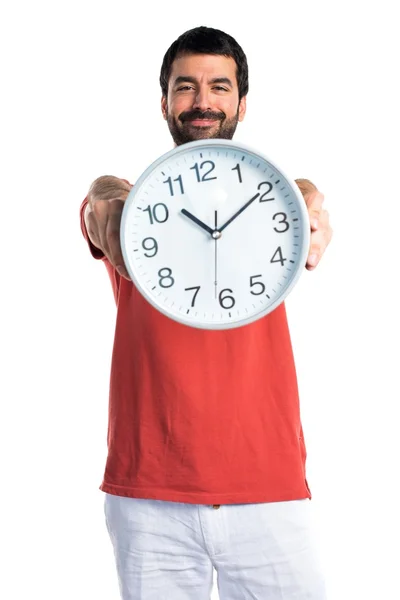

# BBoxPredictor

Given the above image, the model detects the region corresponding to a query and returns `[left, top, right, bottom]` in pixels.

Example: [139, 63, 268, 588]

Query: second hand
[214, 210, 218, 299]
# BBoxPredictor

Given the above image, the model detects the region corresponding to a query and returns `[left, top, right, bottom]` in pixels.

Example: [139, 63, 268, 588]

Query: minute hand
[219, 193, 260, 233]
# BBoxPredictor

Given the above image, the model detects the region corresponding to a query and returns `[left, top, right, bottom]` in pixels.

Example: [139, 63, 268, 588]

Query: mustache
[179, 110, 225, 123]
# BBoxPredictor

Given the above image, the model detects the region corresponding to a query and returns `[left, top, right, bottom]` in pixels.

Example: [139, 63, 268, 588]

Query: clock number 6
[219, 288, 235, 309]
[158, 268, 175, 288]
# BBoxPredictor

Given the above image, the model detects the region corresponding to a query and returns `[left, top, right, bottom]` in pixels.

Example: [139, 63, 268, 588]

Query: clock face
[121, 139, 310, 330]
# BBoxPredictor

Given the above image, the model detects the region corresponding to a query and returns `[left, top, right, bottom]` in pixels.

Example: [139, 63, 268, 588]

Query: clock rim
[120, 138, 310, 330]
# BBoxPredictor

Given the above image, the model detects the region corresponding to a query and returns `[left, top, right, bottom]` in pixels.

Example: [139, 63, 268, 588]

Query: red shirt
[80, 197, 311, 504]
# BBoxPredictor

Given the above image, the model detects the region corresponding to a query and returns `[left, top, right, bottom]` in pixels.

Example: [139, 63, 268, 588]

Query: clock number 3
[273, 212, 289, 233]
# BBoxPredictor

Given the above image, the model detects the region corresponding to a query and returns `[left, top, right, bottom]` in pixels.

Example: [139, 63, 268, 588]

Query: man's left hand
[295, 178, 333, 271]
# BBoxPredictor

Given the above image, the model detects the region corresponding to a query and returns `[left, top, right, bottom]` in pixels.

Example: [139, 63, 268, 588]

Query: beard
[166, 108, 240, 146]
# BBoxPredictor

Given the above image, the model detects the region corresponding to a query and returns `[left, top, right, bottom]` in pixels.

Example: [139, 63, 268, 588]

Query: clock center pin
[212, 230, 222, 240]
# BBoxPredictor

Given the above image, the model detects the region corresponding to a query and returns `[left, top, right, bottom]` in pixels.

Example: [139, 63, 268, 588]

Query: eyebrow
[173, 76, 233, 87]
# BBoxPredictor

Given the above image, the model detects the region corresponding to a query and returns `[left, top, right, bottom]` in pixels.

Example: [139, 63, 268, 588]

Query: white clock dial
[121, 139, 310, 330]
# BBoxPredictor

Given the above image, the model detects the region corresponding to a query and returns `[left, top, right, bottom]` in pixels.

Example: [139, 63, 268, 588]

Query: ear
[161, 96, 168, 120]
[238, 95, 247, 122]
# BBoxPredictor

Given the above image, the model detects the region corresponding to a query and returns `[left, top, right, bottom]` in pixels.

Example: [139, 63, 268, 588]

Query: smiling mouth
[187, 119, 218, 126]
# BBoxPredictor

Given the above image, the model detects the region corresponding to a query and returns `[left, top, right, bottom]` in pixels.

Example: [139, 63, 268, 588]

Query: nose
[193, 87, 212, 112]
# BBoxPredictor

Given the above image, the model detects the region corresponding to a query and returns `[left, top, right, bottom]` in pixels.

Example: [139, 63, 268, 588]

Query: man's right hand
[85, 175, 133, 280]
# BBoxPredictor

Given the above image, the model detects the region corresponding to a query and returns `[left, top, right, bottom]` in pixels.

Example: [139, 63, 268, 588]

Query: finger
[106, 200, 131, 280]
[317, 209, 333, 245]
[296, 180, 322, 223]
[86, 205, 105, 251]
[88, 176, 132, 201]
[306, 227, 329, 269]
[295, 178, 318, 197]
[92, 201, 112, 257]
[306, 190, 324, 211]
[320, 209, 332, 233]
[306, 243, 320, 270]
[309, 214, 320, 232]
[307, 192, 325, 230]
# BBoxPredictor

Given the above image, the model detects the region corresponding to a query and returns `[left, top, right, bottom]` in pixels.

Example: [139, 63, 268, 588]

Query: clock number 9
[142, 237, 158, 257]
[273, 212, 289, 233]
[158, 268, 175, 288]
[258, 181, 274, 202]
[219, 288, 235, 309]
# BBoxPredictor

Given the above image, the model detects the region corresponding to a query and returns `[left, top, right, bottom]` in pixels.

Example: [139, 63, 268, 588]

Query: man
[80, 26, 332, 600]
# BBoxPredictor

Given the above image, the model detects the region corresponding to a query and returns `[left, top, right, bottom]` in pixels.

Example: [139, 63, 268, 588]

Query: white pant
[104, 494, 326, 599]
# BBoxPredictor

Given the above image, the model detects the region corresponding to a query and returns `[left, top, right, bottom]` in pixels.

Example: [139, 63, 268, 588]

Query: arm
[82, 175, 133, 279]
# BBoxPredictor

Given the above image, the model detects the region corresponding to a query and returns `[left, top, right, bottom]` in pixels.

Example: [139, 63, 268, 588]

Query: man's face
[161, 53, 247, 146]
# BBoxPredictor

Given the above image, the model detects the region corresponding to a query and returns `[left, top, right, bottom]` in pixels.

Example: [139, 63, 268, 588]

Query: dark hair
[159, 26, 249, 100]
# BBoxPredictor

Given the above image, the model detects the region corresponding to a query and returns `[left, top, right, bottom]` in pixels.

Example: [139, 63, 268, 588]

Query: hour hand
[181, 209, 214, 236]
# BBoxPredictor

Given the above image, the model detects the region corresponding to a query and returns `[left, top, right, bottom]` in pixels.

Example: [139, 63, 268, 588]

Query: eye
[177, 85, 194, 91]
[213, 86, 229, 92]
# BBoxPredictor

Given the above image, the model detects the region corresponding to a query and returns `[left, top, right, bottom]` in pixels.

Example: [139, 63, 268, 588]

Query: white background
[1, 1, 399, 598]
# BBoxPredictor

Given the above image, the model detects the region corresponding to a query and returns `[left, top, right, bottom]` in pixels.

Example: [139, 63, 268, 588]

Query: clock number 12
[190, 161, 217, 182]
